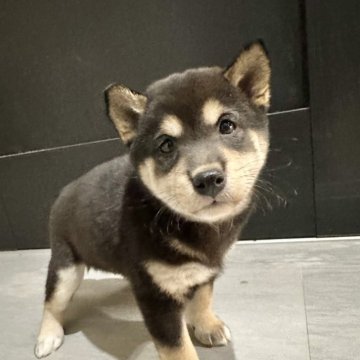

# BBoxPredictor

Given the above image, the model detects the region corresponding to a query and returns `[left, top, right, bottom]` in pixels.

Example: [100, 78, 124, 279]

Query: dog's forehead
[145, 67, 237, 126]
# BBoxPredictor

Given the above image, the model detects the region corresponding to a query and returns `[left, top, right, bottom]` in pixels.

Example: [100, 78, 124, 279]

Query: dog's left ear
[224, 40, 271, 109]
[105, 84, 147, 146]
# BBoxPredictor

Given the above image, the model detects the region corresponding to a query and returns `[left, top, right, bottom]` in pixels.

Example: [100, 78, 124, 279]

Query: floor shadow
[64, 279, 152, 359]
[63, 278, 237, 359]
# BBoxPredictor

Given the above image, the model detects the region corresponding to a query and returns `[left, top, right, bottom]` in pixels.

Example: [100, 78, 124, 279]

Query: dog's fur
[35, 41, 271, 360]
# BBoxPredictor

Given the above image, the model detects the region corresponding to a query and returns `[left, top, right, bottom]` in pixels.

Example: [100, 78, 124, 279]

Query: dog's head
[106, 41, 271, 223]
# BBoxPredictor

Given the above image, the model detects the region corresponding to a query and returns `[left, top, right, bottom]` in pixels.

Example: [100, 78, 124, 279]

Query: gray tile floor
[1, 239, 360, 360]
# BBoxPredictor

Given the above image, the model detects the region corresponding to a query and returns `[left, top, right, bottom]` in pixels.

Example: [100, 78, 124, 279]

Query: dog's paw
[192, 316, 231, 347]
[34, 328, 64, 358]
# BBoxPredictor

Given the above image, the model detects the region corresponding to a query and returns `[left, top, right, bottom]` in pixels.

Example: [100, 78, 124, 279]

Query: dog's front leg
[133, 287, 199, 360]
[185, 281, 231, 347]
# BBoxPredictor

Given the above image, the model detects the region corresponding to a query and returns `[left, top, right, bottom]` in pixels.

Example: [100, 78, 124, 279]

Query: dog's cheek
[138, 157, 176, 199]
[222, 131, 268, 201]
[138, 158, 159, 195]
[223, 149, 253, 201]
[138, 157, 195, 213]
[166, 158, 200, 212]
[248, 129, 269, 166]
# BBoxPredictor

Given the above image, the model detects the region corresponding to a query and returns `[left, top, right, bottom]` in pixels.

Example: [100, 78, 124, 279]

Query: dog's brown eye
[219, 118, 236, 134]
[159, 137, 175, 153]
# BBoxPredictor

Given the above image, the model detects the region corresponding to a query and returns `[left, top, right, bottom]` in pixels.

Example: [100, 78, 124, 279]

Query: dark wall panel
[0, 140, 124, 249]
[306, 0, 360, 236]
[0, 197, 15, 250]
[0, 0, 306, 156]
[242, 109, 315, 240]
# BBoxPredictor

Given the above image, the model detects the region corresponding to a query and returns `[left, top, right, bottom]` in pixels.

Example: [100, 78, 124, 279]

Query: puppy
[35, 40, 271, 360]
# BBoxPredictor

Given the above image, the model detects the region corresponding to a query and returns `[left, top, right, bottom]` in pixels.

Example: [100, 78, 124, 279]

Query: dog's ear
[105, 84, 147, 146]
[224, 40, 271, 109]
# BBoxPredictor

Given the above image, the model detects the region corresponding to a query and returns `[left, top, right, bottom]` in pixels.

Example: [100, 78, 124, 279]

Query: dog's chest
[144, 260, 218, 301]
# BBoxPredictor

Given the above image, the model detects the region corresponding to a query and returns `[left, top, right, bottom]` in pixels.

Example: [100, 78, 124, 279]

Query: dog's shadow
[64, 278, 237, 360]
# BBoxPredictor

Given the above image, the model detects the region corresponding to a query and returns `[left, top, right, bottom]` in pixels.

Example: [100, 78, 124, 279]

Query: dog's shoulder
[51, 155, 133, 224]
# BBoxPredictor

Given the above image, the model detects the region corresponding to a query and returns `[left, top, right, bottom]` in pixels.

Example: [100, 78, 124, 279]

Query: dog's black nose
[192, 170, 226, 198]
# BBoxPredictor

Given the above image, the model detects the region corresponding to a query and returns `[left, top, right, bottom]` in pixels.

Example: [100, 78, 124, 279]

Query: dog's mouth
[209, 199, 228, 207]
[194, 198, 236, 214]
[188, 193, 252, 222]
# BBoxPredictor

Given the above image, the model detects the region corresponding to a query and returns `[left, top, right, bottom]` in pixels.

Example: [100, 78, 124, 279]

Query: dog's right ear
[105, 84, 147, 146]
[224, 40, 271, 109]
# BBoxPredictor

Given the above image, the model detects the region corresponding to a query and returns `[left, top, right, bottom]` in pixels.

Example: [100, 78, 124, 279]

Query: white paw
[34, 333, 64, 358]
[193, 321, 231, 347]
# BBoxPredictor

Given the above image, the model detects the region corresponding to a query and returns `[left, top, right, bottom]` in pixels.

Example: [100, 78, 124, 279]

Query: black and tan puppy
[35, 41, 271, 360]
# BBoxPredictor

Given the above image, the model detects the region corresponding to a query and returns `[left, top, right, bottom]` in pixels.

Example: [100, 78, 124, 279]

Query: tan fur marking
[160, 114, 184, 137]
[156, 320, 199, 360]
[186, 283, 214, 323]
[185, 284, 231, 346]
[42, 265, 84, 324]
[168, 238, 208, 263]
[114, 122, 136, 144]
[144, 260, 218, 302]
[248, 129, 268, 164]
[224, 42, 271, 108]
[35, 265, 85, 358]
[221, 130, 268, 198]
[138, 158, 158, 195]
[209, 133, 268, 220]
[138, 157, 198, 218]
[202, 98, 226, 126]
[107, 85, 147, 144]
[253, 85, 271, 107]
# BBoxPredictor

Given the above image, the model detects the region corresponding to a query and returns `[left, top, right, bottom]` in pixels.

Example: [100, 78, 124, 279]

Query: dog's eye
[159, 137, 175, 154]
[219, 115, 236, 135]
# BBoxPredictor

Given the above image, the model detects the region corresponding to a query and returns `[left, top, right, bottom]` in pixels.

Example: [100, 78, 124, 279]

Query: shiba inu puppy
[35, 40, 271, 360]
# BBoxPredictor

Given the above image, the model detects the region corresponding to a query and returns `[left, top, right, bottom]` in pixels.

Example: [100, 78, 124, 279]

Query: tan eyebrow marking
[160, 114, 184, 137]
[202, 98, 226, 126]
